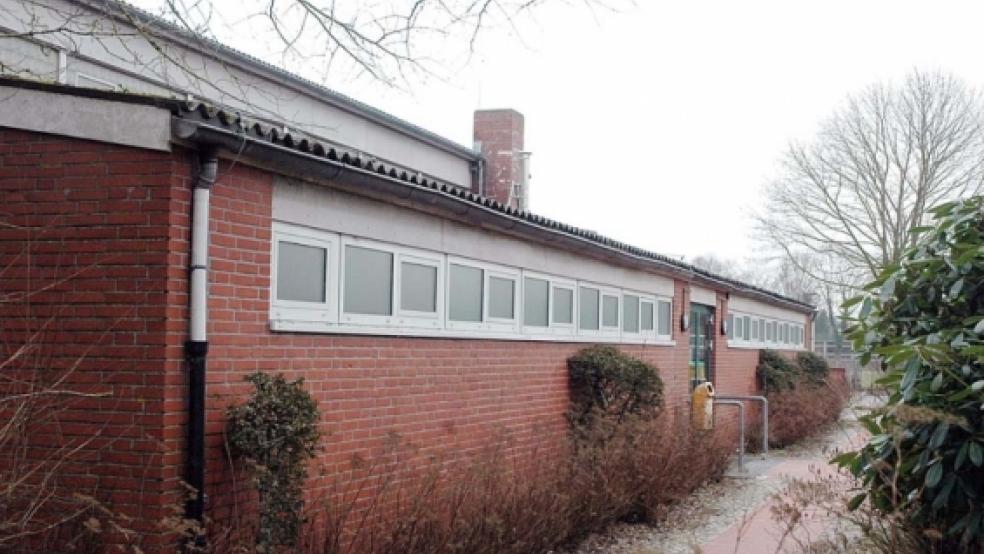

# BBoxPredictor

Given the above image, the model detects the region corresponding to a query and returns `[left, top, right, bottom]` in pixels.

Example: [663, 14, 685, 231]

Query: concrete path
[699, 420, 868, 553]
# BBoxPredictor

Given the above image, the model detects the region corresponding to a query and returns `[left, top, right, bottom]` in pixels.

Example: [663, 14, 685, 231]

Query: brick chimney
[473, 109, 530, 210]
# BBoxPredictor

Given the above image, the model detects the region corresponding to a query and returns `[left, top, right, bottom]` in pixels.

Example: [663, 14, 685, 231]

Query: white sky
[160, 0, 984, 262]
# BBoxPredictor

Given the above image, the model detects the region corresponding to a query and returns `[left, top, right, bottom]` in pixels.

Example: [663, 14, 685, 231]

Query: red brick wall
[0, 128, 189, 550]
[189, 162, 700, 524]
[1, 127, 814, 551]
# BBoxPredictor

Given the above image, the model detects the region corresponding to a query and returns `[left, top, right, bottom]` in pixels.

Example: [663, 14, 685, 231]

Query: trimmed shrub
[757, 349, 799, 393]
[227, 373, 321, 552]
[567, 345, 663, 428]
[796, 351, 831, 383]
[754, 349, 847, 448]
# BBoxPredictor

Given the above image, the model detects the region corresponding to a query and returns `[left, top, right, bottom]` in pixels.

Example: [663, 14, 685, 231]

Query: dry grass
[193, 412, 733, 554]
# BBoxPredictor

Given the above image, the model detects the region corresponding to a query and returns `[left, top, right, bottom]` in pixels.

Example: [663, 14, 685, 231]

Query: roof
[0, 77, 815, 314]
[70, 0, 481, 162]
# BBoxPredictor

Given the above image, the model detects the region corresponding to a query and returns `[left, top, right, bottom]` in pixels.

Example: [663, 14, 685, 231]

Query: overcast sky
[152, 0, 984, 263]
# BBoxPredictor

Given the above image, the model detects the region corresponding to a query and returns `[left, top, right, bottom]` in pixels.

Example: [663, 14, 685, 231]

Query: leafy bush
[838, 197, 984, 551]
[227, 373, 321, 552]
[796, 351, 831, 384]
[567, 345, 664, 428]
[756, 349, 800, 393]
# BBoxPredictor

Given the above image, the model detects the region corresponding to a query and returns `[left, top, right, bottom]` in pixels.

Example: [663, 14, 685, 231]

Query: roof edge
[69, 0, 482, 161]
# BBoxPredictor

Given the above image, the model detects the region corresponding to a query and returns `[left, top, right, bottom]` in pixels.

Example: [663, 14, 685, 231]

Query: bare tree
[0, 0, 623, 91]
[755, 70, 984, 288]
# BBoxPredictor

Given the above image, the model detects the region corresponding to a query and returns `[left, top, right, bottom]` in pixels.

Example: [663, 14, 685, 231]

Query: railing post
[715, 394, 769, 456]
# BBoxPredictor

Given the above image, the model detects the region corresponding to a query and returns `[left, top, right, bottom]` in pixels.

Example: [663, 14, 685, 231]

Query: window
[743, 316, 751, 340]
[726, 313, 734, 338]
[270, 223, 337, 326]
[602, 294, 619, 329]
[488, 275, 516, 320]
[523, 277, 549, 327]
[657, 300, 672, 337]
[394, 251, 444, 328]
[277, 241, 326, 303]
[448, 264, 483, 323]
[623, 295, 640, 333]
[579, 287, 600, 330]
[343, 245, 393, 316]
[400, 261, 437, 313]
[759, 318, 766, 342]
[734, 315, 744, 341]
[552, 286, 574, 326]
[750, 318, 758, 341]
[271, 225, 682, 343]
[641, 300, 655, 332]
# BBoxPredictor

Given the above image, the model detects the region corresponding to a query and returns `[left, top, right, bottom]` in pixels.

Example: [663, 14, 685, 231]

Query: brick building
[0, 1, 814, 549]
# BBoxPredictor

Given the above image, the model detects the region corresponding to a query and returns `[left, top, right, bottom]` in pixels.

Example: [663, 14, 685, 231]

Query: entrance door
[689, 303, 714, 389]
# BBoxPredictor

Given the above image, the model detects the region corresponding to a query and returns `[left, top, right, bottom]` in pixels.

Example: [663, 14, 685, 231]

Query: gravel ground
[569, 403, 868, 554]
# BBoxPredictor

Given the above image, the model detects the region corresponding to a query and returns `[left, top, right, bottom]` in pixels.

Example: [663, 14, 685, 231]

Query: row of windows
[271, 223, 675, 341]
[727, 312, 805, 349]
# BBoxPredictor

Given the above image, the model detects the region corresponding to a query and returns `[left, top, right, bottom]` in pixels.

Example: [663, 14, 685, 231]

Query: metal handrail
[715, 394, 769, 455]
[713, 399, 745, 470]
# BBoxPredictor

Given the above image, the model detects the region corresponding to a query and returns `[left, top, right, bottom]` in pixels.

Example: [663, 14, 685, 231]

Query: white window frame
[484, 264, 521, 333]
[576, 284, 602, 334]
[598, 286, 622, 338]
[655, 297, 673, 341]
[548, 279, 577, 335]
[395, 248, 445, 330]
[639, 298, 656, 334]
[268, 226, 681, 346]
[445, 258, 486, 332]
[270, 222, 338, 326]
[339, 236, 399, 327]
[621, 289, 657, 339]
[521, 272, 552, 332]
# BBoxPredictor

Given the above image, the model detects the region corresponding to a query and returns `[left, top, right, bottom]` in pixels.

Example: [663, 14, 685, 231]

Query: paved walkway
[700, 419, 868, 553]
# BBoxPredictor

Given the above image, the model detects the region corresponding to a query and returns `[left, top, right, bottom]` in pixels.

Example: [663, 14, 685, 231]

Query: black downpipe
[184, 151, 217, 548]
[184, 339, 208, 528]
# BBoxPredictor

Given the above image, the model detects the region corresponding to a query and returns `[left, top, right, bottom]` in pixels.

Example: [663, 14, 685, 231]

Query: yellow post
[691, 382, 715, 430]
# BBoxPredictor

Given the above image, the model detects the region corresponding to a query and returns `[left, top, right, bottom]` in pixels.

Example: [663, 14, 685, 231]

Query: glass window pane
[641, 301, 654, 331]
[344, 245, 393, 315]
[400, 261, 437, 313]
[735, 316, 743, 339]
[449, 264, 483, 322]
[751, 319, 758, 340]
[276, 241, 326, 303]
[602, 295, 619, 327]
[743, 316, 751, 340]
[658, 301, 671, 335]
[726, 313, 734, 337]
[623, 295, 639, 333]
[523, 277, 549, 326]
[579, 287, 599, 330]
[553, 287, 573, 324]
[489, 276, 515, 319]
